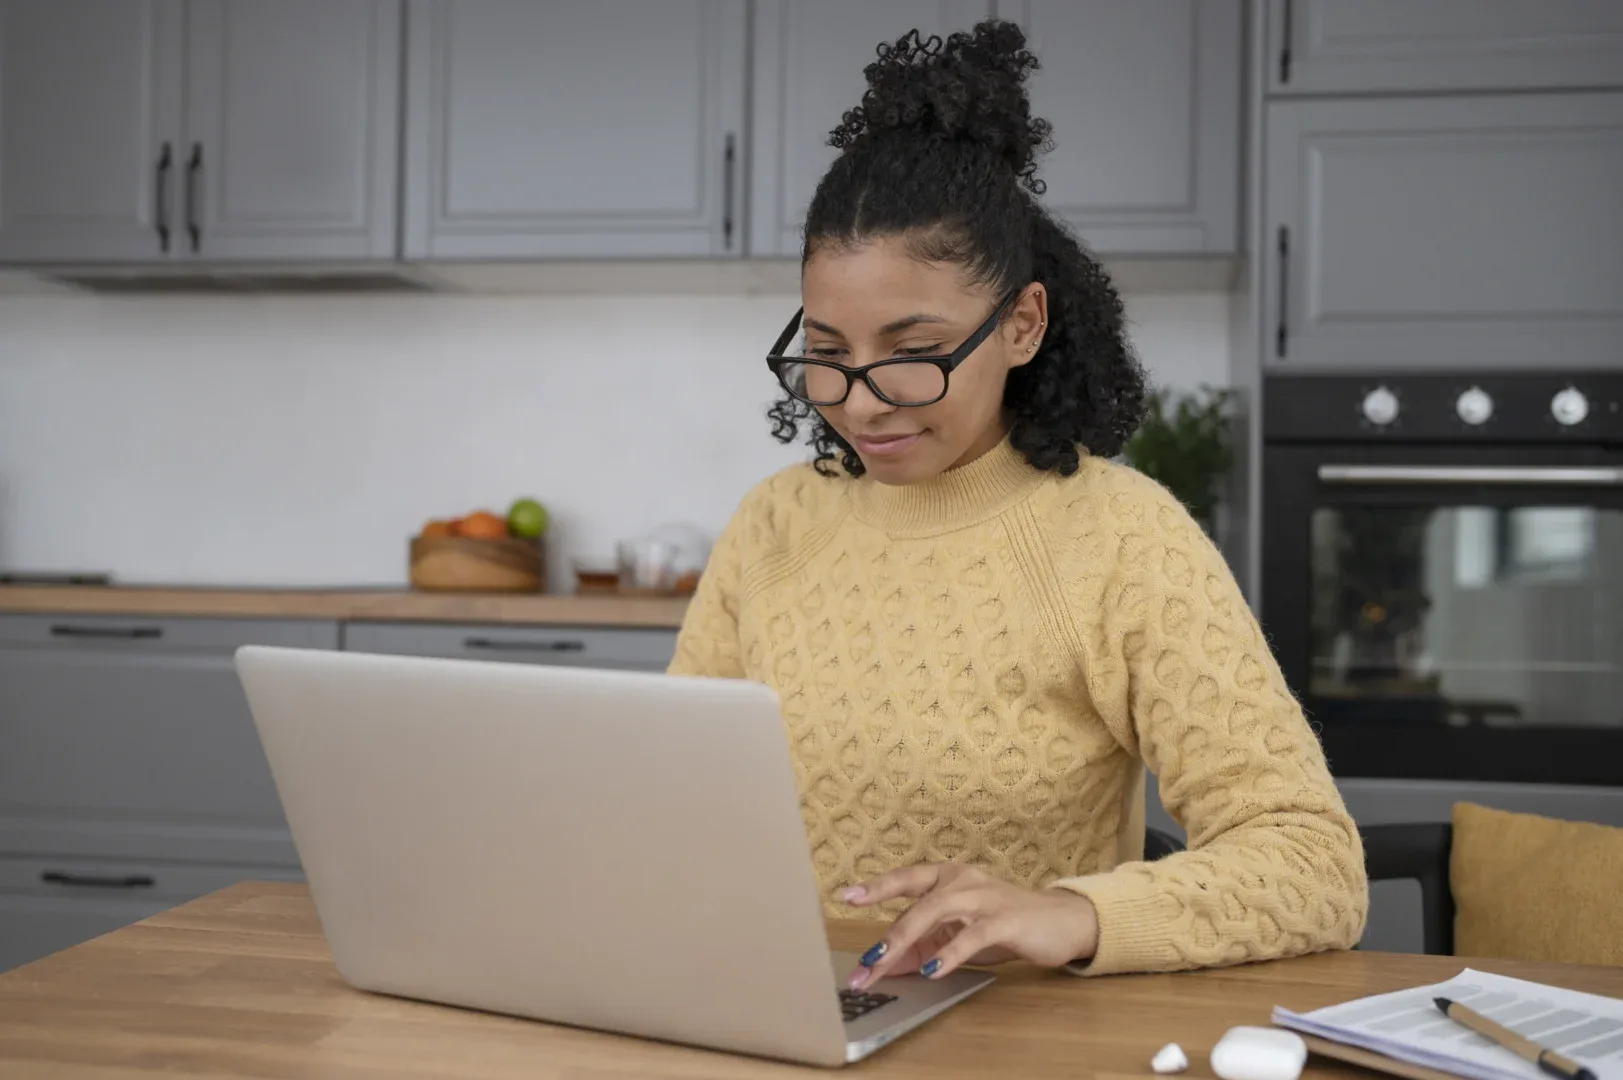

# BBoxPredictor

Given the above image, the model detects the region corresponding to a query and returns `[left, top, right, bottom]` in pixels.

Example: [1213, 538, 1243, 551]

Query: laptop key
[838, 988, 899, 1022]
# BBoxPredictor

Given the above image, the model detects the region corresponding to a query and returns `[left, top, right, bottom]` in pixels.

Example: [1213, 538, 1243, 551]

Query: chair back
[1360, 822, 1455, 955]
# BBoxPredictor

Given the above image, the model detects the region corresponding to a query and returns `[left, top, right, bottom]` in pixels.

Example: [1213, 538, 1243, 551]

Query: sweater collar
[848, 435, 1047, 537]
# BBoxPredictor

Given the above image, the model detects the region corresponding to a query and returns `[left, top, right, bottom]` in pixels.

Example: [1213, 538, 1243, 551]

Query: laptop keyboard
[839, 988, 898, 1023]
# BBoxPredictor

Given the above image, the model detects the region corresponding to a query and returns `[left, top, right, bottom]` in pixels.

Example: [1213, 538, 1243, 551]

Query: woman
[669, 20, 1367, 984]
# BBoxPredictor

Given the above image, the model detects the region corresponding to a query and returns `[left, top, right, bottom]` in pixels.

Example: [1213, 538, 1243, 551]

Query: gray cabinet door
[1265, 93, 1623, 372]
[0, 0, 183, 262]
[999, 0, 1242, 254]
[403, 0, 746, 259]
[0, 615, 337, 865]
[343, 621, 678, 672]
[182, 0, 401, 260]
[748, 0, 992, 258]
[1268, 0, 1623, 96]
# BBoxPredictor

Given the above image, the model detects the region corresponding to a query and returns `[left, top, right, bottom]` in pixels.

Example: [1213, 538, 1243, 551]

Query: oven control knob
[1551, 386, 1589, 426]
[1455, 386, 1494, 426]
[1361, 386, 1399, 426]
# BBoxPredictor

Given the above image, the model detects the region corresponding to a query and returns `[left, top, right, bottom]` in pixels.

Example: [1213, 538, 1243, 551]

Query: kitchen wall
[0, 289, 1232, 588]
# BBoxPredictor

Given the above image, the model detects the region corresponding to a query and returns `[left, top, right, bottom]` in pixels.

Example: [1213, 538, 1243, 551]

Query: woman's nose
[841, 377, 894, 423]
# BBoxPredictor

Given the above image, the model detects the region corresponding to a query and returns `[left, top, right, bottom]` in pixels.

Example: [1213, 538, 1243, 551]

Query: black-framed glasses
[765, 288, 1021, 408]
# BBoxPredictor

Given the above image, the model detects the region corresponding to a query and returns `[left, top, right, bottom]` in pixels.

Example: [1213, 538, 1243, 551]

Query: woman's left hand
[842, 863, 1099, 989]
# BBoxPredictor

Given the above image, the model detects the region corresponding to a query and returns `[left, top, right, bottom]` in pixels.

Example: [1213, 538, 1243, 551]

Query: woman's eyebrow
[803, 313, 949, 337]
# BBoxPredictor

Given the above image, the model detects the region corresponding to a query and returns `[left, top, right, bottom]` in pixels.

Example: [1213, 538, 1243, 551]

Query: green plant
[1122, 385, 1236, 529]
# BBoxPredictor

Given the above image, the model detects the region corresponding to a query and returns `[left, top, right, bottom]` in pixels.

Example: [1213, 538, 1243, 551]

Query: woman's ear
[1007, 283, 1048, 368]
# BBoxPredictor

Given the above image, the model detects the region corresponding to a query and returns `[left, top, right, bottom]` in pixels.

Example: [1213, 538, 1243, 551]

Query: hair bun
[831, 20, 1050, 192]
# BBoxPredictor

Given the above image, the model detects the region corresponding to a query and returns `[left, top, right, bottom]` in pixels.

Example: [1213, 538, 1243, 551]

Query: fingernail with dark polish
[920, 958, 942, 978]
[858, 941, 887, 967]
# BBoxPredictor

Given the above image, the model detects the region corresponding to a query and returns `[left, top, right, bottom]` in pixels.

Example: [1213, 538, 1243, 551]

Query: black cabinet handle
[185, 142, 203, 252]
[722, 133, 736, 250]
[462, 637, 585, 653]
[49, 624, 163, 641]
[1279, 0, 1293, 84]
[1275, 225, 1290, 359]
[41, 871, 156, 889]
[155, 142, 172, 253]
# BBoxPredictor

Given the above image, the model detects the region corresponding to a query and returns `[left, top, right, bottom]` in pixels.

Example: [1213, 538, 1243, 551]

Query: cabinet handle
[41, 871, 156, 889]
[1318, 465, 1623, 487]
[1279, 0, 1293, 84]
[49, 624, 163, 641]
[1275, 225, 1290, 359]
[722, 133, 737, 250]
[462, 636, 586, 653]
[154, 142, 172, 253]
[185, 142, 203, 253]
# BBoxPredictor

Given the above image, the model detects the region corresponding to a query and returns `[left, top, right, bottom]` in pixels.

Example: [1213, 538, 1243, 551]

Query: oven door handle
[1317, 464, 1623, 486]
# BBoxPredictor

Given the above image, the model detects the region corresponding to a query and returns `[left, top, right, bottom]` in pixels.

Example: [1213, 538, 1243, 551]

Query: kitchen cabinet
[750, 0, 1242, 257]
[0, 0, 183, 262]
[0, 856, 301, 974]
[998, 0, 1242, 254]
[343, 621, 679, 672]
[0, 0, 399, 264]
[1263, 92, 1623, 372]
[0, 614, 334, 866]
[1267, 0, 1623, 97]
[182, 0, 401, 260]
[402, 0, 747, 259]
[747, 1, 992, 258]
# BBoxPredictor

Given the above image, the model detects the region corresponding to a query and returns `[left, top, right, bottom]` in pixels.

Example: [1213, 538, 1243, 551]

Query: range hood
[14, 262, 438, 295]
[0, 254, 1241, 297]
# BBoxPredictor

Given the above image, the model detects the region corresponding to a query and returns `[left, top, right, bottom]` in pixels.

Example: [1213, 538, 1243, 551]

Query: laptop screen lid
[235, 645, 849, 1065]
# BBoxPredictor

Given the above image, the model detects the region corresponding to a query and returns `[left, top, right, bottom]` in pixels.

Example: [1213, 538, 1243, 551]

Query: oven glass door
[1264, 444, 1623, 785]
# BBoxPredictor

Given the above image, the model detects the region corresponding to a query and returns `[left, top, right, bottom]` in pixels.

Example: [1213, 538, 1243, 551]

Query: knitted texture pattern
[669, 438, 1367, 975]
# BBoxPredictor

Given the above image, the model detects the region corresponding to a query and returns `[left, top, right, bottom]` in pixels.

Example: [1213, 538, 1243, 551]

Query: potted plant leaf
[1121, 385, 1236, 537]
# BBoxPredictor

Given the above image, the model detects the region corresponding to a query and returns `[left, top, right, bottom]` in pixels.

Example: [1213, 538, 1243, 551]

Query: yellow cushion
[1451, 802, 1623, 965]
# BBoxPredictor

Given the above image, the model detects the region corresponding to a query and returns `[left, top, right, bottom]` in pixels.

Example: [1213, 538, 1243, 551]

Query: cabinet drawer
[0, 614, 338, 650]
[0, 855, 303, 974]
[0, 615, 338, 850]
[343, 621, 678, 671]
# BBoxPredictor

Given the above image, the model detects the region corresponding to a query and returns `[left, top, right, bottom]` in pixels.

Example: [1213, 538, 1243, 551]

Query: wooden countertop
[0, 584, 690, 628]
[2, 882, 1620, 1078]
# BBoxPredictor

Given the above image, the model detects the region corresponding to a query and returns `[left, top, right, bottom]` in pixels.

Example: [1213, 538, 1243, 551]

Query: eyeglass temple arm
[946, 288, 1023, 367]
[768, 309, 805, 358]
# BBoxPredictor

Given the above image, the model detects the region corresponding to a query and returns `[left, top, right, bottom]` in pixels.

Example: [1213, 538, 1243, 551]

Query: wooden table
[1, 883, 1619, 1078]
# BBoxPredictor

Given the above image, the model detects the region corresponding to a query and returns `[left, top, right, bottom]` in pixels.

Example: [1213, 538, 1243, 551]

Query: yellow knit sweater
[668, 437, 1368, 975]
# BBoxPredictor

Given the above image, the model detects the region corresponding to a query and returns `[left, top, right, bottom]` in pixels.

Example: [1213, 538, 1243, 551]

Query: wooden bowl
[409, 535, 545, 593]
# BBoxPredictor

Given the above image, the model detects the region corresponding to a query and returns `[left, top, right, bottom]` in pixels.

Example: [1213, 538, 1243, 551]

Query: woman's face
[800, 236, 1046, 486]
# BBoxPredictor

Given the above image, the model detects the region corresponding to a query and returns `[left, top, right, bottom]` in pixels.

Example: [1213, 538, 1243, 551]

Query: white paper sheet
[1273, 969, 1622, 1080]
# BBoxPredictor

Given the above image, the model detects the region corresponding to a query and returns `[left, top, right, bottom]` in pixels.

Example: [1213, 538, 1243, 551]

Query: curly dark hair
[766, 19, 1146, 478]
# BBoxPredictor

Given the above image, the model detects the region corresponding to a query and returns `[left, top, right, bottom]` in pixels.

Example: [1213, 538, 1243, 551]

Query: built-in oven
[1261, 373, 1623, 787]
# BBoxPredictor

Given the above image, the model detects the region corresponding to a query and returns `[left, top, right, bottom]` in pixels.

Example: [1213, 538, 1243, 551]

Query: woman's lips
[851, 432, 922, 457]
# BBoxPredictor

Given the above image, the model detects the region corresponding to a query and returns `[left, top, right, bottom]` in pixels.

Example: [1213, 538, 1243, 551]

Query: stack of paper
[1273, 969, 1622, 1080]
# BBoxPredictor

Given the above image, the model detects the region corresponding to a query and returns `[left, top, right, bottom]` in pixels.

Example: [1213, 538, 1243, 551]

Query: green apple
[506, 497, 549, 539]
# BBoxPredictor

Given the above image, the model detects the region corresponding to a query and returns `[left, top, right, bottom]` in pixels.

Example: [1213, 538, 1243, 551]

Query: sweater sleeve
[1049, 470, 1368, 975]
[667, 506, 748, 679]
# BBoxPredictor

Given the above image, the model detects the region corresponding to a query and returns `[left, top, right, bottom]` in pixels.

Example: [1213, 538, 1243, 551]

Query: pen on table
[1433, 998, 1598, 1080]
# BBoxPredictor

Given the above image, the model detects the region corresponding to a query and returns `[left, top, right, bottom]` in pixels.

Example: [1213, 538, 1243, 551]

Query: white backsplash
[0, 290, 1231, 588]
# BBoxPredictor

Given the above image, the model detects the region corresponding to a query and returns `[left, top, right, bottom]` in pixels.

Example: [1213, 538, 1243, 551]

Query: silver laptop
[234, 646, 993, 1066]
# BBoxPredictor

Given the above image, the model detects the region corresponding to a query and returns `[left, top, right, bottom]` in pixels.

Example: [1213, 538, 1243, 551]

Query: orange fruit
[454, 511, 508, 540]
[420, 519, 454, 539]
